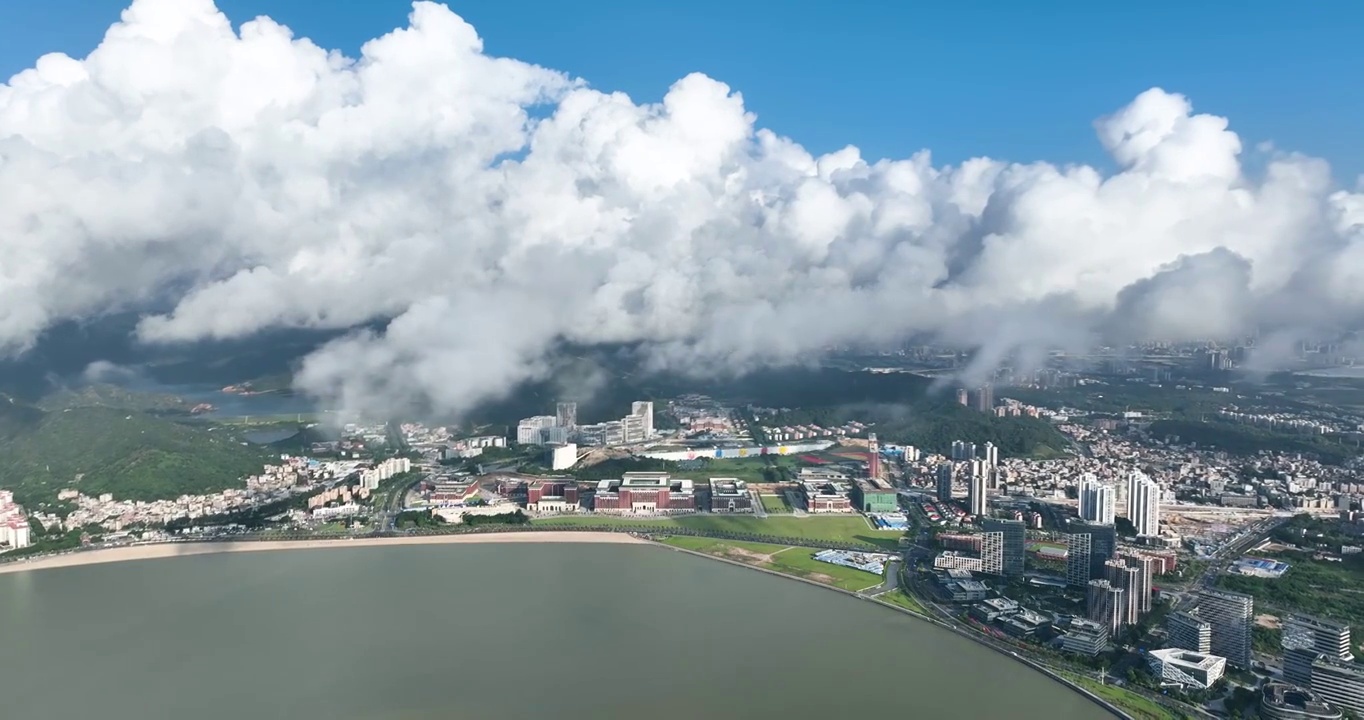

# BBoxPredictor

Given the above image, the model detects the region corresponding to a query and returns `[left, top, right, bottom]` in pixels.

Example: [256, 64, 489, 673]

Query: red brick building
[527, 480, 580, 513]
[593, 472, 695, 513]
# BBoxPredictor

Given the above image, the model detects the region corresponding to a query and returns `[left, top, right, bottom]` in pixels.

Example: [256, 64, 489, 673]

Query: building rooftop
[1149, 648, 1226, 672]
[708, 477, 747, 496]
[1262, 681, 1342, 720]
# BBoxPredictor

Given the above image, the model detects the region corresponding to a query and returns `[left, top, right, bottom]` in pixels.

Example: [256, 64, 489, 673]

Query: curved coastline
[658, 543, 1135, 720]
[2, 530, 1132, 718]
[0, 531, 647, 576]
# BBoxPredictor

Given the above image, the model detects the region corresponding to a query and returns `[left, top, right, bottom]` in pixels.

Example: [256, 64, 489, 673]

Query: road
[750, 490, 768, 518]
[1186, 515, 1290, 596]
[861, 558, 901, 597]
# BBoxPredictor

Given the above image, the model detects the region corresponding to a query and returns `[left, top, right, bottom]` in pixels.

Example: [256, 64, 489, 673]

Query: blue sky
[2, 0, 1360, 181]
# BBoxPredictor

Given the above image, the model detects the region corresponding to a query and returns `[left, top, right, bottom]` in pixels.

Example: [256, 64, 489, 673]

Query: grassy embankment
[535, 514, 904, 549]
[875, 590, 929, 615]
[1058, 674, 1189, 720]
[658, 536, 883, 592]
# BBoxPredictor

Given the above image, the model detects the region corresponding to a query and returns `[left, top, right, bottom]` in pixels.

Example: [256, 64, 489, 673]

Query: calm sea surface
[0, 544, 1109, 719]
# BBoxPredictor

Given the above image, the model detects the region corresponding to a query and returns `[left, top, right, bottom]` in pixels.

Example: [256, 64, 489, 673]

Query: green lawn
[536, 513, 903, 548]
[760, 494, 792, 513]
[876, 590, 929, 615]
[1062, 675, 1186, 720]
[658, 536, 790, 555]
[659, 536, 883, 592]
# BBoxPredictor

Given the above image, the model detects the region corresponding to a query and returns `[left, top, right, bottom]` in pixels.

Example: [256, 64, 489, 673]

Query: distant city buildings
[520, 399, 656, 448]
[555, 402, 578, 429]
[936, 463, 954, 504]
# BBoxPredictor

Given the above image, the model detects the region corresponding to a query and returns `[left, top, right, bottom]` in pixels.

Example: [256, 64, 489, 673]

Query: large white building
[1147, 648, 1226, 689]
[630, 401, 654, 438]
[0, 490, 33, 550]
[1078, 475, 1115, 525]
[516, 415, 559, 445]
[358, 457, 412, 490]
[1128, 471, 1161, 537]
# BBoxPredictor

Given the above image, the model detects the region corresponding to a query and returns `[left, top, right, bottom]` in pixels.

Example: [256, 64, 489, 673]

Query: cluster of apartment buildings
[356, 457, 412, 490]
[34, 456, 365, 533]
[759, 421, 868, 444]
[517, 401, 655, 448]
[0, 490, 32, 549]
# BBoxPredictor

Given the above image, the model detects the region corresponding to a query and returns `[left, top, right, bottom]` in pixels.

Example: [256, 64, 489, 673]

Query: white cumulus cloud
[2, 0, 1362, 416]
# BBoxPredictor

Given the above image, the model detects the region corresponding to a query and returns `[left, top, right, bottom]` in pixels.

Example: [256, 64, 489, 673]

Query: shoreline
[660, 543, 1133, 720]
[0, 532, 647, 576]
[0, 531, 1134, 718]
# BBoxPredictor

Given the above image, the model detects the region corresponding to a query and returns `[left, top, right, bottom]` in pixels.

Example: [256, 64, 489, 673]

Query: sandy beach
[0, 532, 649, 576]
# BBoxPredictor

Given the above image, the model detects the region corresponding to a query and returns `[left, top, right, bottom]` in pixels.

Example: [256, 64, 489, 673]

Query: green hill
[0, 399, 275, 505]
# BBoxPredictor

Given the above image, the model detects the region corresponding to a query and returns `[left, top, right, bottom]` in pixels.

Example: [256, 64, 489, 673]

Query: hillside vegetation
[1148, 419, 1358, 465]
[763, 402, 1067, 458]
[0, 396, 275, 505]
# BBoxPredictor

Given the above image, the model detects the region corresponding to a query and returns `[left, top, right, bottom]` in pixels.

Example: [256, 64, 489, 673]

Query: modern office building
[1260, 681, 1343, 720]
[1284, 614, 1354, 687]
[980, 531, 1004, 576]
[1197, 589, 1254, 669]
[708, 478, 753, 513]
[592, 473, 694, 513]
[1078, 475, 1116, 525]
[852, 480, 897, 513]
[1066, 532, 1093, 587]
[1087, 579, 1127, 634]
[1311, 655, 1364, 718]
[555, 402, 578, 429]
[1128, 471, 1161, 537]
[981, 518, 1025, 576]
[968, 470, 987, 517]
[1167, 610, 1213, 654]
[1066, 521, 1116, 586]
[936, 463, 954, 503]
[1146, 649, 1227, 690]
[1060, 618, 1111, 657]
